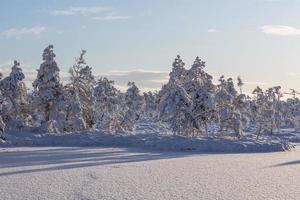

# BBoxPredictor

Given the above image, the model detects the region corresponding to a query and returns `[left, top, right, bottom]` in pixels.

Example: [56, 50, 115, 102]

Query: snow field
[1, 146, 300, 200]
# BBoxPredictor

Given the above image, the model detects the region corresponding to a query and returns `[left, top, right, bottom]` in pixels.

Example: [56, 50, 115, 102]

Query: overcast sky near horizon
[1, 0, 300, 94]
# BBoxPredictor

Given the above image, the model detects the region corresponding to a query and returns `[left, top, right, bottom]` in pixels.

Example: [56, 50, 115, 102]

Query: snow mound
[1, 131, 294, 153]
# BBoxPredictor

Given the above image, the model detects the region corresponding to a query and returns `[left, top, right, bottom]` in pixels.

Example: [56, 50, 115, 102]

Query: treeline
[0, 45, 300, 138]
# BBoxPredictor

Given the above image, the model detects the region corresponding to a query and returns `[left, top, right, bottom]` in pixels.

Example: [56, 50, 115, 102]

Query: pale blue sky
[1, 0, 300, 93]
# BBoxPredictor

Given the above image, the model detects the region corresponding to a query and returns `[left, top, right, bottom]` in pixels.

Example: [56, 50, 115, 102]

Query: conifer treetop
[42, 45, 56, 62]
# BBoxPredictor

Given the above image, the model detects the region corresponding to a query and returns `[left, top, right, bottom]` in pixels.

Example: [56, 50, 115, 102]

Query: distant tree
[286, 89, 300, 100]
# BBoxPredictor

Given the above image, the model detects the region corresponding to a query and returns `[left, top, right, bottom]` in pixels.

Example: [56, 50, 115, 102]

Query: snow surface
[1, 145, 300, 200]
[1, 130, 293, 153]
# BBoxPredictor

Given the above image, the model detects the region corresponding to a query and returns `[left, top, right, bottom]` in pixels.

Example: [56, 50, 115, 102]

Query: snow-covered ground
[1, 145, 300, 200]
[1, 130, 293, 153]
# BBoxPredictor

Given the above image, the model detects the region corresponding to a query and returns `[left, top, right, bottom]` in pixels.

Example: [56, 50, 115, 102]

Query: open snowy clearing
[1, 145, 300, 200]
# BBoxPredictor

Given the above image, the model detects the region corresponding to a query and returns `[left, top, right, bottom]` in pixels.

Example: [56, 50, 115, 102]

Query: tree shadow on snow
[272, 160, 300, 167]
[0, 147, 203, 177]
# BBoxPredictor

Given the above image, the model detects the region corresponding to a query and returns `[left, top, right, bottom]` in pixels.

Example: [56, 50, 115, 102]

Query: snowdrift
[1, 131, 293, 153]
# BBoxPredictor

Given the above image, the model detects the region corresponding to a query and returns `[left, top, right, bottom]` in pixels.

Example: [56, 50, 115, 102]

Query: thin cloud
[179, 15, 187, 21]
[243, 81, 269, 86]
[99, 69, 169, 91]
[0, 63, 167, 92]
[93, 14, 131, 21]
[208, 29, 219, 33]
[105, 69, 169, 76]
[260, 25, 300, 36]
[0, 26, 47, 38]
[139, 10, 153, 17]
[263, 0, 281, 2]
[287, 72, 300, 77]
[49, 6, 110, 16]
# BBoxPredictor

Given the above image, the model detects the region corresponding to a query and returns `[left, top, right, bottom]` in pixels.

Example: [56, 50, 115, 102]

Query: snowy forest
[0, 44, 300, 139]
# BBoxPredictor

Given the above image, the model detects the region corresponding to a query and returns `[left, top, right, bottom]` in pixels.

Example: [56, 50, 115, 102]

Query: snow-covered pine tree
[215, 77, 234, 134]
[237, 76, 244, 94]
[250, 86, 263, 119]
[169, 55, 187, 85]
[192, 87, 214, 136]
[253, 86, 282, 136]
[65, 91, 87, 132]
[66, 49, 95, 129]
[143, 91, 159, 120]
[231, 110, 243, 138]
[286, 89, 300, 100]
[215, 76, 242, 137]
[185, 56, 214, 94]
[226, 78, 238, 97]
[159, 84, 199, 136]
[120, 82, 144, 132]
[232, 93, 251, 131]
[32, 45, 65, 132]
[158, 55, 188, 102]
[0, 91, 6, 140]
[94, 77, 124, 133]
[0, 60, 29, 130]
[27, 91, 44, 128]
[270, 86, 283, 132]
[251, 86, 277, 137]
[185, 57, 215, 135]
[0, 73, 3, 138]
[284, 89, 300, 130]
